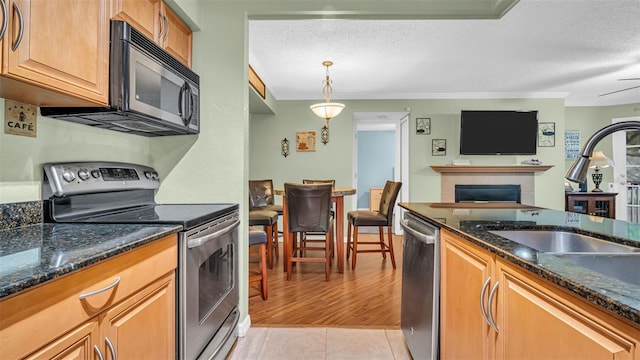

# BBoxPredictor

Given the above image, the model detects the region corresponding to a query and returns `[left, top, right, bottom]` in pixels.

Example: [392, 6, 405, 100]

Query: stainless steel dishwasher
[400, 212, 440, 360]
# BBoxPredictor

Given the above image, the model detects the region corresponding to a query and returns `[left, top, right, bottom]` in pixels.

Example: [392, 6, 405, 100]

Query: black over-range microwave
[41, 20, 199, 137]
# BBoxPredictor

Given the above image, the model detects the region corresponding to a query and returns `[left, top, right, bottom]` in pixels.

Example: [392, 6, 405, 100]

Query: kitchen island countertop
[0, 223, 181, 299]
[399, 202, 640, 326]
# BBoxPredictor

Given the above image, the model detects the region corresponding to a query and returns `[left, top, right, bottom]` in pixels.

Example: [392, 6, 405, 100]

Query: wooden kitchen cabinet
[565, 192, 617, 219]
[0, 234, 177, 360]
[440, 229, 495, 359]
[495, 258, 639, 359]
[111, 0, 192, 67]
[0, 0, 110, 106]
[440, 229, 640, 360]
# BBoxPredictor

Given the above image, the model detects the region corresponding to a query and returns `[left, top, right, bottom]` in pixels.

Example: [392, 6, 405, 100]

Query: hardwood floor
[248, 233, 403, 328]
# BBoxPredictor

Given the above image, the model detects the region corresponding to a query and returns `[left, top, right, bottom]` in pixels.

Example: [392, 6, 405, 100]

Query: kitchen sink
[551, 253, 640, 286]
[488, 230, 640, 254]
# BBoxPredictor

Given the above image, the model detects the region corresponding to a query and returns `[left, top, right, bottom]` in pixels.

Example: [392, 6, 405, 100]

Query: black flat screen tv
[459, 110, 538, 155]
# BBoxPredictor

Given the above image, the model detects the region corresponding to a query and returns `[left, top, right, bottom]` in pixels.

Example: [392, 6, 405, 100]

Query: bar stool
[248, 210, 278, 269]
[248, 227, 268, 300]
[347, 180, 402, 270]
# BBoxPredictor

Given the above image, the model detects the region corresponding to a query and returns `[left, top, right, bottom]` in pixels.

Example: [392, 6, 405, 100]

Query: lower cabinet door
[496, 259, 638, 360]
[102, 272, 176, 359]
[440, 231, 495, 360]
[24, 320, 100, 360]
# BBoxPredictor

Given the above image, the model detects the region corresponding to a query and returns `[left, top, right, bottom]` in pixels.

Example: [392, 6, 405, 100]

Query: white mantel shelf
[431, 165, 553, 173]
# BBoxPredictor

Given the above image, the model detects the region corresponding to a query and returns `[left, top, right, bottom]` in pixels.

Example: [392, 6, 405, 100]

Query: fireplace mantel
[431, 165, 553, 173]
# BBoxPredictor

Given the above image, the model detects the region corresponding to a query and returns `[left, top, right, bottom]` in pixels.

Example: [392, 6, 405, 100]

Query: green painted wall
[250, 98, 569, 210]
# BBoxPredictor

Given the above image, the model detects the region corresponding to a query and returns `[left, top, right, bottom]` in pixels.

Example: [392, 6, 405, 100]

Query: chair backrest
[378, 181, 402, 223]
[285, 183, 333, 233]
[249, 179, 275, 209]
[302, 179, 335, 188]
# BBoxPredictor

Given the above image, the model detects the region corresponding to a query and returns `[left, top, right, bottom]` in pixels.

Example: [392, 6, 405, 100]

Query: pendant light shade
[310, 61, 345, 125]
[310, 102, 345, 122]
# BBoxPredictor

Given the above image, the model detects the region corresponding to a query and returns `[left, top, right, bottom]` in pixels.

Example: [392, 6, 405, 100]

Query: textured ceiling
[249, 0, 640, 107]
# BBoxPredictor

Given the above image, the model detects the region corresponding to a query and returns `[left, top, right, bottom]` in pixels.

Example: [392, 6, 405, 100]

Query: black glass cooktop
[54, 203, 238, 230]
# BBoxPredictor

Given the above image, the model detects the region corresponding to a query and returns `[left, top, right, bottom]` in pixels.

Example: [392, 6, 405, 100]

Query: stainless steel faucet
[566, 121, 640, 183]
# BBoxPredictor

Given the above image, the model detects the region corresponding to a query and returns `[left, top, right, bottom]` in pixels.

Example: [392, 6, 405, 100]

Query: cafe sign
[4, 100, 37, 137]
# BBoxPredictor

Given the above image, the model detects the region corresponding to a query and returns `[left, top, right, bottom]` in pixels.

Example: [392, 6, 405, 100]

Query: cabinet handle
[163, 15, 169, 43]
[11, 1, 23, 51]
[105, 337, 117, 360]
[94, 345, 105, 360]
[0, 0, 7, 41]
[158, 12, 164, 42]
[79, 277, 121, 299]
[479, 277, 491, 326]
[487, 281, 500, 333]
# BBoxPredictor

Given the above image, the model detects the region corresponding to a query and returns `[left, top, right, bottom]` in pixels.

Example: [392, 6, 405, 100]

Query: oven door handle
[187, 219, 240, 249]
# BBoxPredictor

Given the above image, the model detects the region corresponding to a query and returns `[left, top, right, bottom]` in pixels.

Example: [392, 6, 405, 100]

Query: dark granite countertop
[0, 223, 182, 299]
[399, 202, 640, 327]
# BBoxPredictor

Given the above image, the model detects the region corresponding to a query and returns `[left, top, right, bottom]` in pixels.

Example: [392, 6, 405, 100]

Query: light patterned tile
[326, 328, 394, 360]
[258, 327, 327, 360]
[384, 329, 412, 360]
[229, 327, 269, 360]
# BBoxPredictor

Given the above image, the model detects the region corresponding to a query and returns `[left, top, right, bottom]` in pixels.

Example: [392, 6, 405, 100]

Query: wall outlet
[608, 182, 615, 192]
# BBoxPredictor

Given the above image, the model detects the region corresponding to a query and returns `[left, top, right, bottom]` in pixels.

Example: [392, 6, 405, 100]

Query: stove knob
[152, 171, 159, 180]
[78, 169, 90, 181]
[144, 171, 153, 179]
[91, 170, 101, 178]
[62, 169, 75, 182]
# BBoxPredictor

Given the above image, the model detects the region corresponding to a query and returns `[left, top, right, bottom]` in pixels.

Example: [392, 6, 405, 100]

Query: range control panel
[43, 161, 160, 197]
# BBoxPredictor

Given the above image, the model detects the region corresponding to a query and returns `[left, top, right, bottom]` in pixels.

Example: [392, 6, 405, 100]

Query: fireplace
[455, 184, 521, 203]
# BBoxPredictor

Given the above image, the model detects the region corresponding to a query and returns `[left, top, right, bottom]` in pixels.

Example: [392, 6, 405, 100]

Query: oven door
[178, 212, 240, 360]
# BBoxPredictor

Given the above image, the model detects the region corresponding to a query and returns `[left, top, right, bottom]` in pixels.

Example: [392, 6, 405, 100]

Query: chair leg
[351, 226, 359, 270]
[272, 221, 279, 261]
[325, 231, 331, 281]
[265, 224, 274, 269]
[286, 231, 294, 281]
[386, 225, 396, 269]
[346, 222, 352, 259]
[379, 226, 387, 259]
[259, 242, 268, 300]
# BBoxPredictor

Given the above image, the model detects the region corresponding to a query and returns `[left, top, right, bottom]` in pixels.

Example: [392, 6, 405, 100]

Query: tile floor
[228, 327, 412, 360]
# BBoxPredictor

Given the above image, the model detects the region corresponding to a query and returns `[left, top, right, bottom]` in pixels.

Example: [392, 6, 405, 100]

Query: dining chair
[284, 183, 334, 281]
[248, 227, 268, 300]
[249, 179, 283, 215]
[346, 180, 402, 270]
[300, 179, 336, 252]
[248, 210, 278, 269]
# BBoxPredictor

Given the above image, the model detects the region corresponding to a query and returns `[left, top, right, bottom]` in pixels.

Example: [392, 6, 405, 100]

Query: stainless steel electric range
[42, 161, 240, 360]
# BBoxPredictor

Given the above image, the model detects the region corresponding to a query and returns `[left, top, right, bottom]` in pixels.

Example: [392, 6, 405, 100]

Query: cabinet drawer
[0, 235, 177, 359]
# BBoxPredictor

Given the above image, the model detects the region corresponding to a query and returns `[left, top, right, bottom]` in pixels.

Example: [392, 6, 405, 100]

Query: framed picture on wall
[538, 122, 555, 147]
[416, 118, 431, 135]
[296, 131, 317, 151]
[432, 139, 446, 156]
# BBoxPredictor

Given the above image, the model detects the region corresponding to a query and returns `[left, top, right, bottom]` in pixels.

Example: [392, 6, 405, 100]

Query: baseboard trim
[237, 314, 252, 337]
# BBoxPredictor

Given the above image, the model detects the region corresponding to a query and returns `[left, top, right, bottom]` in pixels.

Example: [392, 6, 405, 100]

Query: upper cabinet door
[110, 0, 159, 41]
[3, 0, 109, 105]
[111, 0, 192, 68]
[160, 3, 191, 68]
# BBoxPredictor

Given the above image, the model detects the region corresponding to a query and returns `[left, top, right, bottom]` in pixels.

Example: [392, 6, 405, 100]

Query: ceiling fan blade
[599, 85, 640, 97]
[619, 78, 640, 81]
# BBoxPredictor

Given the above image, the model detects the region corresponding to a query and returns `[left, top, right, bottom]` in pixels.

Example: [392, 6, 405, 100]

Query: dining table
[274, 186, 356, 274]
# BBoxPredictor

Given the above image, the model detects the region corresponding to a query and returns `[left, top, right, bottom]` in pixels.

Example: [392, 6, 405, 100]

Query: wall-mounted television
[459, 110, 538, 155]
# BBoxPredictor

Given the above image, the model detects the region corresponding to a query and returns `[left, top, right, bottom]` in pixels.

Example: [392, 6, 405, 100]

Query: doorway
[612, 116, 640, 222]
[352, 111, 409, 234]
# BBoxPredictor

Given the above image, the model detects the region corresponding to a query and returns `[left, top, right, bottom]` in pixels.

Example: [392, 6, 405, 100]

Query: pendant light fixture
[310, 61, 345, 126]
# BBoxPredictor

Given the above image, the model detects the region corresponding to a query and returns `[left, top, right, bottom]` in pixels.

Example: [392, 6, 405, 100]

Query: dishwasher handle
[401, 219, 437, 244]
